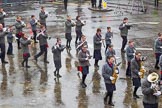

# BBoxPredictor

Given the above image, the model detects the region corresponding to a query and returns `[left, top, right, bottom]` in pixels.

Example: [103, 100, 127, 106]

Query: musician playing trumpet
[76, 35, 88, 55]
[75, 15, 86, 44]
[142, 72, 161, 108]
[0, 8, 7, 27]
[30, 15, 40, 43]
[14, 16, 26, 49]
[102, 56, 118, 106]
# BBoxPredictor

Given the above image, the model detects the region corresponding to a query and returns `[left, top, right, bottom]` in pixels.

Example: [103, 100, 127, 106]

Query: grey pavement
[0, 0, 162, 108]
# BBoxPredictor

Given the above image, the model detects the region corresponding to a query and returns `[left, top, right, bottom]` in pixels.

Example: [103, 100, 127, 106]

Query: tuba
[111, 62, 121, 84]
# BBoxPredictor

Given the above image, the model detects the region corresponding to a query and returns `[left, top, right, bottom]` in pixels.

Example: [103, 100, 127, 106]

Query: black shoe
[133, 94, 140, 99]
[44, 60, 49, 63]
[104, 97, 107, 105]
[54, 71, 56, 76]
[81, 83, 86, 88]
[57, 74, 62, 78]
[108, 102, 114, 106]
[26, 65, 30, 68]
[121, 49, 126, 53]
[34, 56, 37, 62]
[94, 64, 99, 68]
[18, 47, 21, 49]
[34, 41, 38, 43]
[22, 62, 24, 67]
[155, 66, 160, 69]
[83, 83, 87, 87]
[2, 61, 8, 64]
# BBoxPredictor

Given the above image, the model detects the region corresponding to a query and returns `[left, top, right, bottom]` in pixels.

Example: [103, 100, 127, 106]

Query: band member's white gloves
[110, 76, 115, 80]
[100, 40, 102, 43]
[35, 20, 38, 23]
[85, 57, 89, 60]
[123, 24, 125, 27]
[160, 46, 162, 49]
[3, 12, 6, 16]
[115, 70, 119, 74]
[133, 53, 135, 56]
[153, 91, 161, 96]
[150, 83, 157, 89]
[138, 72, 142, 76]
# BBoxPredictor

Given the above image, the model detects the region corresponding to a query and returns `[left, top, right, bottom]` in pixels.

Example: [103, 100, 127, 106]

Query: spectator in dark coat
[78, 45, 91, 88]
[93, 28, 102, 67]
[20, 33, 31, 68]
[131, 52, 142, 99]
[52, 38, 66, 78]
[64, 0, 68, 11]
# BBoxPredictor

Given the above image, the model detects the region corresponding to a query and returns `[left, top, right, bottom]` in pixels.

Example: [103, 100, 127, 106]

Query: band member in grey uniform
[34, 25, 49, 63]
[131, 52, 143, 99]
[39, 6, 48, 28]
[126, 40, 136, 77]
[93, 28, 102, 67]
[52, 38, 66, 78]
[78, 45, 91, 88]
[102, 56, 116, 106]
[20, 33, 31, 68]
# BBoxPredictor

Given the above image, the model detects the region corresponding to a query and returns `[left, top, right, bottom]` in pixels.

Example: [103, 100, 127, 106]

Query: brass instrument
[139, 56, 147, 78]
[111, 62, 121, 84]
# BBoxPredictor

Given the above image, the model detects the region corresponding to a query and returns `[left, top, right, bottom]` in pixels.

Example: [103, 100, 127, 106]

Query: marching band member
[105, 44, 116, 61]
[78, 45, 91, 88]
[142, 72, 161, 108]
[30, 15, 39, 43]
[39, 6, 48, 28]
[105, 27, 113, 53]
[75, 15, 86, 44]
[159, 54, 162, 83]
[14, 16, 26, 49]
[0, 8, 7, 27]
[0, 23, 8, 64]
[34, 25, 49, 63]
[7, 25, 14, 55]
[20, 33, 31, 68]
[102, 56, 117, 106]
[76, 35, 88, 54]
[126, 40, 136, 77]
[65, 15, 75, 49]
[52, 38, 66, 78]
[131, 52, 143, 99]
[119, 17, 132, 53]
[154, 33, 162, 69]
[93, 28, 102, 68]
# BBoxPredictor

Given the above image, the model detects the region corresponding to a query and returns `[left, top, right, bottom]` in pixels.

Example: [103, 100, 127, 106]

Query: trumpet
[111, 62, 121, 84]
[151, 81, 160, 93]
[21, 21, 26, 27]
[139, 56, 147, 78]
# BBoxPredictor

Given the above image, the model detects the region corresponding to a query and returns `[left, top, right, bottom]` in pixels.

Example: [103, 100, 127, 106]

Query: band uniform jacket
[14, 21, 25, 34]
[39, 11, 48, 24]
[93, 34, 102, 50]
[154, 38, 162, 54]
[20, 38, 31, 54]
[0, 29, 8, 44]
[65, 19, 75, 33]
[102, 63, 114, 84]
[78, 49, 90, 67]
[126, 46, 135, 62]
[105, 31, 113, 45]
[37, 31, 48, 46]
[142, 78, 159, 104]
[0, 12, 6, 24]
[131, 58, 141, 78]
[119, 23, 129, 36]
[30, 19, 37, 31]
